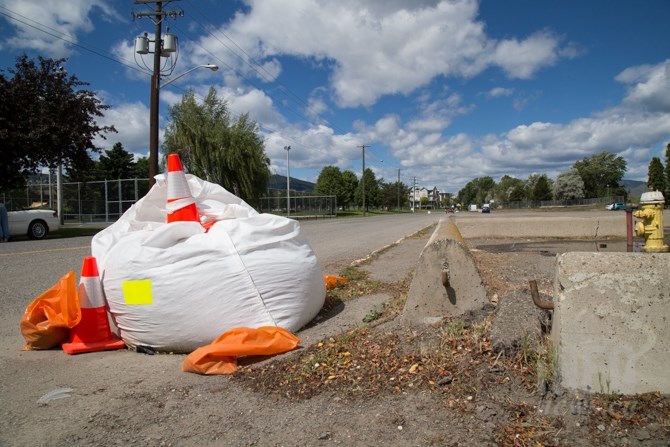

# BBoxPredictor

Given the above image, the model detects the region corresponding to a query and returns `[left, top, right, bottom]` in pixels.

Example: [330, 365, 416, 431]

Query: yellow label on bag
[122, 280, 153, 305]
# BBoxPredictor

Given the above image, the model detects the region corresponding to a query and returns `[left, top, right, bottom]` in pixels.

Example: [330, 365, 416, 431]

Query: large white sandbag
[91, 174, 325, 353]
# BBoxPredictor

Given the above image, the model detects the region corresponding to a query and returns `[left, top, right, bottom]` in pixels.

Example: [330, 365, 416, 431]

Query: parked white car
[8, 209, 60, 240]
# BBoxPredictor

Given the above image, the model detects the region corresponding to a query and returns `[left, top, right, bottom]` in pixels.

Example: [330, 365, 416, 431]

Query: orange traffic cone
[166, 153, 200, 223]
[62, 256, 125, 355]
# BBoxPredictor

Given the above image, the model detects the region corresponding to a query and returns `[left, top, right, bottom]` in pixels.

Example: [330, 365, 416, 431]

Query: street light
[284, 146, 291, 217]
[161, 64, 219, 89]
[148, 64, 219, 186]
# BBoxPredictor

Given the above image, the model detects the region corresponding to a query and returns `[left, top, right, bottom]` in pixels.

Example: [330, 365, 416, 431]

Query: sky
[1, 0, 669, 195]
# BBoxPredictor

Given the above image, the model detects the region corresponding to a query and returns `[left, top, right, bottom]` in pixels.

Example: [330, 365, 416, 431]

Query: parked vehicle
[481, 204, 491, 214]
[8, 209, 60, 240]
[606, 203, 626, 211]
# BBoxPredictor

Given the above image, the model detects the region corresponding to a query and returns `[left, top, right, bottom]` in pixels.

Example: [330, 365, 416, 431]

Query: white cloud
[94, 101, 150, 154]
[0, 0, 121, 57]
[493, 31, 562, 79]
[485, 87, 513, 98]
[616, 59, 670, 112]
[224, 87, 284, 127]
[208, 0, 572, 107]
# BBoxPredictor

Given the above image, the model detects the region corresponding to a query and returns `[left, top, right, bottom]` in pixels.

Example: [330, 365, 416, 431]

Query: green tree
[131, 156, 149, 179]
[457, 176, 495, 206]
[0, 54, 115, 192]
[163, 87, 270, 205]
[573, 151, 627, 198]
[532, 174, 553, 201]
[341, 170, 358, 208]
[97, 142, 134, 179]
[508, 185, 526, 202]
[554, 168, 585, 200]
[315, 166, 346, 205]
[495, 175, 525, 203]
[66, 155, 98, 182]
[354, 168, 381, 210]
[647, 157, 665, 192]
[379, 180, 408, 210]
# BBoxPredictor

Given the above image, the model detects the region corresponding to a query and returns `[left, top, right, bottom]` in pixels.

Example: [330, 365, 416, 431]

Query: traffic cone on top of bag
[62, 256, 125, 355]
[166, 153, 200, 223]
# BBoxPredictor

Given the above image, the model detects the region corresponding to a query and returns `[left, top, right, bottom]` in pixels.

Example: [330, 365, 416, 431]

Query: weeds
[362, 307, 382, 323]
[324, 265, 384, 304]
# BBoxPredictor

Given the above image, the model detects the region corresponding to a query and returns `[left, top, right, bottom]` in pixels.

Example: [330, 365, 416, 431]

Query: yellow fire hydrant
[634, 190, 669, 253]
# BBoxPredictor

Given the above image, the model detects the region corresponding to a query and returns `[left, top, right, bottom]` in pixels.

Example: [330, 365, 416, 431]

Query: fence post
[105, 180, 109, 222]
[77, 182, 81, 223]
[118, 178, 122, 218]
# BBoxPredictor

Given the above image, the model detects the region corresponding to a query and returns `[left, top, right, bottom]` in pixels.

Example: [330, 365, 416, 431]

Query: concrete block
[455, 215, 626, 239]
[552, 252, 670, 394]
[401, 218, 488, 326]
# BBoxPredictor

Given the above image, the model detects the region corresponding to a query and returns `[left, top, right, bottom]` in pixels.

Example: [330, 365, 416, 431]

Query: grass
[53, 226, 106, 238]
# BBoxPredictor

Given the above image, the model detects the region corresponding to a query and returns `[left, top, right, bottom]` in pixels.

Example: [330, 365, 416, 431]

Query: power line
[0, 3, 360, 170]
[0, 7, 146, 76]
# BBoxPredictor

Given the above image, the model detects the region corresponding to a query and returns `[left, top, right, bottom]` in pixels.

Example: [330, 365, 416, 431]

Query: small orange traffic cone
[166, 153, 200, 223]
[62, 256, 125, 355]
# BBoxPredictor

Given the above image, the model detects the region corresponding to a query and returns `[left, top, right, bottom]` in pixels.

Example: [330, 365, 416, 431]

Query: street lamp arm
[160, 64, 219, 89]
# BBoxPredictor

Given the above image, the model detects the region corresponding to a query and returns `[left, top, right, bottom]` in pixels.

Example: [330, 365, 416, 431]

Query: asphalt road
[298, 212, 440, 270]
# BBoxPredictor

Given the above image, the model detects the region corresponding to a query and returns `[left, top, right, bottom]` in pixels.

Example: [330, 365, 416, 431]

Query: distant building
[409, 186, 441, 209]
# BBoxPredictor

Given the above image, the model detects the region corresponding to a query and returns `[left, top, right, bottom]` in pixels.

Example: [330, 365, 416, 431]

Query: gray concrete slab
[453, 213, 628, 239]
[552, 252, 670, 394]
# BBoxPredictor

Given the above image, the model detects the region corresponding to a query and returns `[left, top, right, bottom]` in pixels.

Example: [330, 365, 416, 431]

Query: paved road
[299, 213, 440, 270]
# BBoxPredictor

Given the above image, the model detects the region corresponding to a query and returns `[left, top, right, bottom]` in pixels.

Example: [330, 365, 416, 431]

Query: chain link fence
[2, 178, 150, 223]
[2, 181, 336, 222]
[260, 190, 337, 218]
[497, 196, 625, 209]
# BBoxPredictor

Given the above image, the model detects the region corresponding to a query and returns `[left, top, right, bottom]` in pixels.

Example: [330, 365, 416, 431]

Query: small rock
[317, 432, 330, 440]
[597, 424, 606, 432]
[437, 375, 453, 385]
[635, 429, 651, 441]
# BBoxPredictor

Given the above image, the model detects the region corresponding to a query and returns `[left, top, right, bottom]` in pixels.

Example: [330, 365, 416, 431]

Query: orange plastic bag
[20, 271, 81, 350]
[324, 274, 348, 290]
[182, 326, 300, 375]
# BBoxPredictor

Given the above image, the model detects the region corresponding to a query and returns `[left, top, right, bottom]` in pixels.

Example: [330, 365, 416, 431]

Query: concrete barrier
[552, 252, 670, 394]
[454, 214, 626, 239]
[401, 217, 488, 326]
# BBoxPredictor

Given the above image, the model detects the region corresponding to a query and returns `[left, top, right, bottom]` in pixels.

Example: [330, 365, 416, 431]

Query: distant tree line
[456, 151, 632, 207]
[313, 165, 410, 211]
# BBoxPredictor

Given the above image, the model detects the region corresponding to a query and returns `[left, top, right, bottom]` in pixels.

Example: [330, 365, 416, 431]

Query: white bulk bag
[91, 174, 325, 353]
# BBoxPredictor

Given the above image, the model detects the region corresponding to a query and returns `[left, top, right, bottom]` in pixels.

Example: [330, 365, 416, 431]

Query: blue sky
[1, 0, 669, 195]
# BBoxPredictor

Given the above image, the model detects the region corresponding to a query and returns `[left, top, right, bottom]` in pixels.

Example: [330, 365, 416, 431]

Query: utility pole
[397, 168, 400, 211]
[133, 1, 183, 186]
[413, 176, 417, 213]
[359, 144, 368, 216]
[284, 146, 291, 217]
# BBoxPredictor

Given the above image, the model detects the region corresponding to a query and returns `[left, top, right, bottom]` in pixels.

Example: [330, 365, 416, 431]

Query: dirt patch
[233, 237, 670, 447]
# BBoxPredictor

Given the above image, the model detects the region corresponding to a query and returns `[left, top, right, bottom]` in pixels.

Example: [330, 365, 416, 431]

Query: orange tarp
[182, 326, 300, 375]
